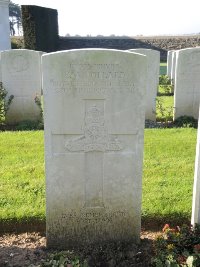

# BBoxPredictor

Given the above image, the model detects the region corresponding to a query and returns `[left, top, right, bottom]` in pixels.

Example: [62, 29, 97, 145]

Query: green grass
[143, 128, 197, 225]
[0, 129, 197, 226]
[0, 131, 45, 222]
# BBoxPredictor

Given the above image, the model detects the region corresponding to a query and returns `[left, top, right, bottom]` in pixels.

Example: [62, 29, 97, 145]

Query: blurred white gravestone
[129, 49, 160, 121]
[42, 49, 147, 248]
[167, 50, 174, 78]
[174, 47, 200, 120]
[0, 0, 11, 51]
[191, 108, 200, 225]
[171, 51, 177, 87]
[1, 49, 43, 124]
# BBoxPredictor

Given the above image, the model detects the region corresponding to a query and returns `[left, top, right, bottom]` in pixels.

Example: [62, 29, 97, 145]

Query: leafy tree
[9, 1, 22, 36]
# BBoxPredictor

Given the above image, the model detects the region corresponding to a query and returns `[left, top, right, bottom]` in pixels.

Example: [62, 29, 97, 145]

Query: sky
[12, 0, 200, 37]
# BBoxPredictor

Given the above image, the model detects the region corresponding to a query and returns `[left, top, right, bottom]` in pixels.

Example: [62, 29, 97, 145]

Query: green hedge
[21, 5, 59, 52]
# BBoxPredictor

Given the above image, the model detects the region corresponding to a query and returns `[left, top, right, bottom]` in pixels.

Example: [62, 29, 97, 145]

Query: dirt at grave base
[0, 231, 162, 267]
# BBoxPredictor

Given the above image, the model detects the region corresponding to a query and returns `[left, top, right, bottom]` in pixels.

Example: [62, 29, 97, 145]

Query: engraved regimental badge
[65, 105, 123, 152]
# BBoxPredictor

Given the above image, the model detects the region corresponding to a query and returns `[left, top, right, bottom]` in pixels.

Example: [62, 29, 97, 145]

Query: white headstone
[0, 0, 11, 51]
[1, 49, 43, 124]
[174, 47, 200, 120]
[129, 49, 160, 121]
[167, 50, 174, 78]
[191, 108, 200, 225]
[42, 49, 147, 248]
[171, 51, 177, 86]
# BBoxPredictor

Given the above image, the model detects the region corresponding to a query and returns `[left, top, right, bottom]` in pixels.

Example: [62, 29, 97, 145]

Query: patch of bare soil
[0, 232, 46, 267]
[0, 231, 162, 267]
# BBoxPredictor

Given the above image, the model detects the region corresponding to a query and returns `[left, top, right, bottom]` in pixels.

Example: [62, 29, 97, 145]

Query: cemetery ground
[0, 128, 197, 266]
[1, 75, 199, 266]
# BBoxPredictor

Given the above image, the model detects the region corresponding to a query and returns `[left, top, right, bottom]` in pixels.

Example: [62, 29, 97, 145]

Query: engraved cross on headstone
[65, 99, 124, 208]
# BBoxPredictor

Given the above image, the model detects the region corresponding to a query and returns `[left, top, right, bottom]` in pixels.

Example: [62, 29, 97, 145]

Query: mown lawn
[0, 131, 45, 222]
[143, 128, 197, 224]
[0, 128, 197, 225]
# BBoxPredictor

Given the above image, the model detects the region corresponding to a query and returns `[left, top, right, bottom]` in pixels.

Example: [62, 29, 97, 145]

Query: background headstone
[171, 50, 177, 87]
[191, 108, 200, 225]
[129, 49, 160, 121]
[1, 49, 43, 124]
[42, 49, 147, 248]
[167, 50, 174, 78]
[0, 0, 11, 51]
[174, 47, 200, 120]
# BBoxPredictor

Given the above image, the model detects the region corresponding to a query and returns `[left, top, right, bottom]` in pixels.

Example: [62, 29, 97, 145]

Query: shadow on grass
[142, 213, 191, 231]
[1, 212, 191, 234]
[0, 218, 46, 234]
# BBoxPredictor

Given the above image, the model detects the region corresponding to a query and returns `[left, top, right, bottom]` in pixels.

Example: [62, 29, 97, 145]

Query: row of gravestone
[0, 48, 160, 125]
[1, 47, 200, 248]
[0, 48, 154, 247]
[167, 47, 200, 120]
[39, 49, 200, 247]
[161, 47, 200, 232]
[45, 48, 200, 248]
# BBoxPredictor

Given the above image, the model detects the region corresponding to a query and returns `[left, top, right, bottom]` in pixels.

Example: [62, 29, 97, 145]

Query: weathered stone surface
[174, 47, 200, 120]
[1, 49, 43, 124]
[0, 0, 11, 51]
[192, 109, 200, 225]
[129, 49, 160, 121]
[42, 49, 147, 248]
